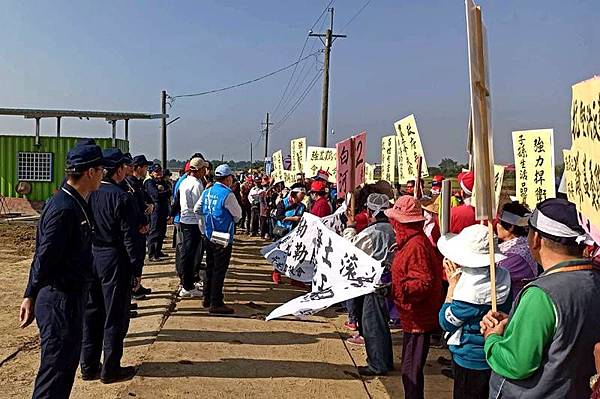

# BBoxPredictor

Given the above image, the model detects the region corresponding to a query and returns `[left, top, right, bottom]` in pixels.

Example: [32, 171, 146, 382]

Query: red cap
[310, 180, 327, 193]
[184, 161, 191, 172]
[457, 171, 474, 195]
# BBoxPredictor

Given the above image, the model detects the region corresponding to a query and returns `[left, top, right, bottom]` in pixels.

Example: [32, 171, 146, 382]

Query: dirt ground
[0, 223, 453, 398]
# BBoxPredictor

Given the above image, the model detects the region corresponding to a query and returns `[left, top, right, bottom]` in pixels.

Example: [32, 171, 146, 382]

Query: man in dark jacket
[81, 148, 142, 384]
[20, 144, 104, 399]
[145, 164, 171, 261]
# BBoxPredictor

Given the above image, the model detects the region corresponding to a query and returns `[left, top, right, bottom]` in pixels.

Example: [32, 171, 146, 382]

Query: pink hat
[384, 195, 426, 223]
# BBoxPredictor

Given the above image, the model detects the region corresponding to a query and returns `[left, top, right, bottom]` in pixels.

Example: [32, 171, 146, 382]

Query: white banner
[263, 213, 384, 321]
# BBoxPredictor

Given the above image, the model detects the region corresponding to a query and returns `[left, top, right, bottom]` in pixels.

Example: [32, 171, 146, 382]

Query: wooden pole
[474, 6, 497, 312]
[414, 155, 423, 200]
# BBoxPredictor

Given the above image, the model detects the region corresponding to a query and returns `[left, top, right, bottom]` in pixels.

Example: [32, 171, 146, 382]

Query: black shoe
[130, 310, 138, 318]
[130, 302, 138, 310]
[147, 257, 160, 263]
[202, 299, 211, 309]
[437, 356, 452, 367]
[357, 366, 386, 376]
[131, 291, 146, 300]
[158, 252, 169, 258]
[441, 367, 454, 380]
[81, 367, 101, 381]
[209, 305, 235, 315]
[101, 366, 136, 384]
[137, 285, 152, 295]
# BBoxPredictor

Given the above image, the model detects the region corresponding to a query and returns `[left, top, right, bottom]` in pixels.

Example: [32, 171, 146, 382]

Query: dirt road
[0, 224, 452, 398]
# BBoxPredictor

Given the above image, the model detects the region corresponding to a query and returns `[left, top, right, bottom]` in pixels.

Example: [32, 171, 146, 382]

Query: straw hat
[384, 195, 426, 224]
[437, 224, 507, 268]
[421, 196, 440, 214]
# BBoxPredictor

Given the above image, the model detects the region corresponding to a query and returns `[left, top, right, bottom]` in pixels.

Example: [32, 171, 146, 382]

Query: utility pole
[310, 8, 346, 147]
[160, 90, 167, 169]
[261, 112, 273, 166]
[250, 141, 253, 165]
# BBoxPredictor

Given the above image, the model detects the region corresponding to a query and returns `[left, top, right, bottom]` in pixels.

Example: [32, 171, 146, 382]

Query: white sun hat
[437, 224, 507, 268]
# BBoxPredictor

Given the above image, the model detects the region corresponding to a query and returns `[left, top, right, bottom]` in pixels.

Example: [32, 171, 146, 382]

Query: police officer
[20, 144, 105, 399]
[80, 148, 142, 384]
[145, 164, 171, 261]
[124, 155, 154, 298]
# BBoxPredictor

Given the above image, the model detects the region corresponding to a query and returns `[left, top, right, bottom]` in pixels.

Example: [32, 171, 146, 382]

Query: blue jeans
[354, 292, 394, 374]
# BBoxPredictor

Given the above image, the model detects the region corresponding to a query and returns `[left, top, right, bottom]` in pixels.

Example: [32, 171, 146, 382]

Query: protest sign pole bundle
[465, 0, 498, 311]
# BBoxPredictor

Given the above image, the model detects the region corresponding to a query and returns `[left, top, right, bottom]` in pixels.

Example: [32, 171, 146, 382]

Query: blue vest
[201, 183, 234, 243]
[276, 197, 305, 230]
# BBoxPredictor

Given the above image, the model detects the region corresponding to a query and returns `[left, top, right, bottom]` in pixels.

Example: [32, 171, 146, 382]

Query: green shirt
[484, 287, 556, 379]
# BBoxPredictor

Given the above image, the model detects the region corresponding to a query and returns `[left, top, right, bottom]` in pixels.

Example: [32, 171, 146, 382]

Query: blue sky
[0, 0, 598, 165]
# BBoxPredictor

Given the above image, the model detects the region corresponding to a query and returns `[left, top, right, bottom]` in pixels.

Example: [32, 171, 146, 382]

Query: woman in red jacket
[385, 195, 444, 399]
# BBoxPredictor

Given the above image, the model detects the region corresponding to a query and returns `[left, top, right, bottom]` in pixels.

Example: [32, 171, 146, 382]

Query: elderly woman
[438, 224, 512, 399]
[386, 195, 444, 399]
[496, 202, 538, 297]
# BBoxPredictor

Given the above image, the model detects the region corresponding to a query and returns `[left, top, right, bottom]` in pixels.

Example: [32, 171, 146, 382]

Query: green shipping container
[0, 135, 129, 201]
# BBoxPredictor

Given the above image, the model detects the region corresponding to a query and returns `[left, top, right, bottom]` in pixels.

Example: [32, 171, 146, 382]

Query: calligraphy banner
[290, 137, 307, 174]
[380, 135, 396, 184]
[304, 146, 337, 183]
[511, 129, 555, 209]
[394, 114, 429, 184]
[365, 163, 376, 184]
[263, 213, 384, 320]
[472, 164, 505, 217]
[335, 131, 367, 199]
[271, 150, 284, 183]
[282, 170, 296, 187]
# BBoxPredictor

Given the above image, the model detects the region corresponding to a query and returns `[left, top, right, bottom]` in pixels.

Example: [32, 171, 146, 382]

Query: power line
[272, 69, 324, 133]
[271, 0, 335, 120]
[340, 0, 372, 32]
[170, 51, 319, 100]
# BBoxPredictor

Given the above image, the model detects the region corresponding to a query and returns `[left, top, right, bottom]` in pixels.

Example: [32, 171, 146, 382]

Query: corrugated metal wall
[0, 135, 129, 201]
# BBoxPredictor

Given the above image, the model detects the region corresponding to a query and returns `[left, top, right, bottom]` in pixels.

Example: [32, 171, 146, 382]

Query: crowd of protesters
[17, 141, 600, 399]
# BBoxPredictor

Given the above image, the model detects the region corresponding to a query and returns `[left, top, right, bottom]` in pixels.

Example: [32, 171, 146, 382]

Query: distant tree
[437, 158, 467, 177]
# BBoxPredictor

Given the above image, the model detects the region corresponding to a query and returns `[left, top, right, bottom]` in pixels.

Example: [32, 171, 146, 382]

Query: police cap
[65, 144, 105, 172]
[132, 155, 153, 167]
[102, 148, 127, 169]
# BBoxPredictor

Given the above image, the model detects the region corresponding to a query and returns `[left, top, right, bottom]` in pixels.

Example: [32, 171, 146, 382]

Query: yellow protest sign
[394, 114, 429, 183]
[365, 163, 376, 184]
[304, 146, 336, 183]
[290, 137, 307, 174]
[283, 170, 296, 187]
[512, 129, 555, 209]
[271, 150, 284, 183]
[564, 77, 600, 229]
[472, 164, 505, 217]
[380, 135, 396, 184]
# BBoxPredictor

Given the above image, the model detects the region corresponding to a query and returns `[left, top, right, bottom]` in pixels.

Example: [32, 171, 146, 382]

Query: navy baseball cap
[65, 144, 105, 172]
[75, 138, 97, 147]
[123, 152, 133, 165]
[132, 155, 152, 166]
[102, 148, 127, 168]
[150, 164, 163, 172]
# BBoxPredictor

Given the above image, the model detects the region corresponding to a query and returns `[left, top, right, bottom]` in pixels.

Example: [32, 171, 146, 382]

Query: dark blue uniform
[145, 177, 171, 259]
[25, 176, 96, 397]
[81, 178, 142, 379]
[123, 175, 150, 277]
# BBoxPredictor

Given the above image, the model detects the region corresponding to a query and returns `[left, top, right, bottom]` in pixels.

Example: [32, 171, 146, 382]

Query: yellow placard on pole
[271, 150, 284, 183]
[290, 137, 307, 174]
[512, 129, 555, 209]
[563, 77, 600, 230]
[380, 135, 396, 184]
[394, 114, 429, 184]
[365, 163, 376, 184]
[283, 170, 296, 187]
[304, 146, 337, 183]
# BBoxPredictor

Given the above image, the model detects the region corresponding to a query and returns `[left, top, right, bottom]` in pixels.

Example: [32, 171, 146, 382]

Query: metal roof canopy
[0, 107, 168, 146]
